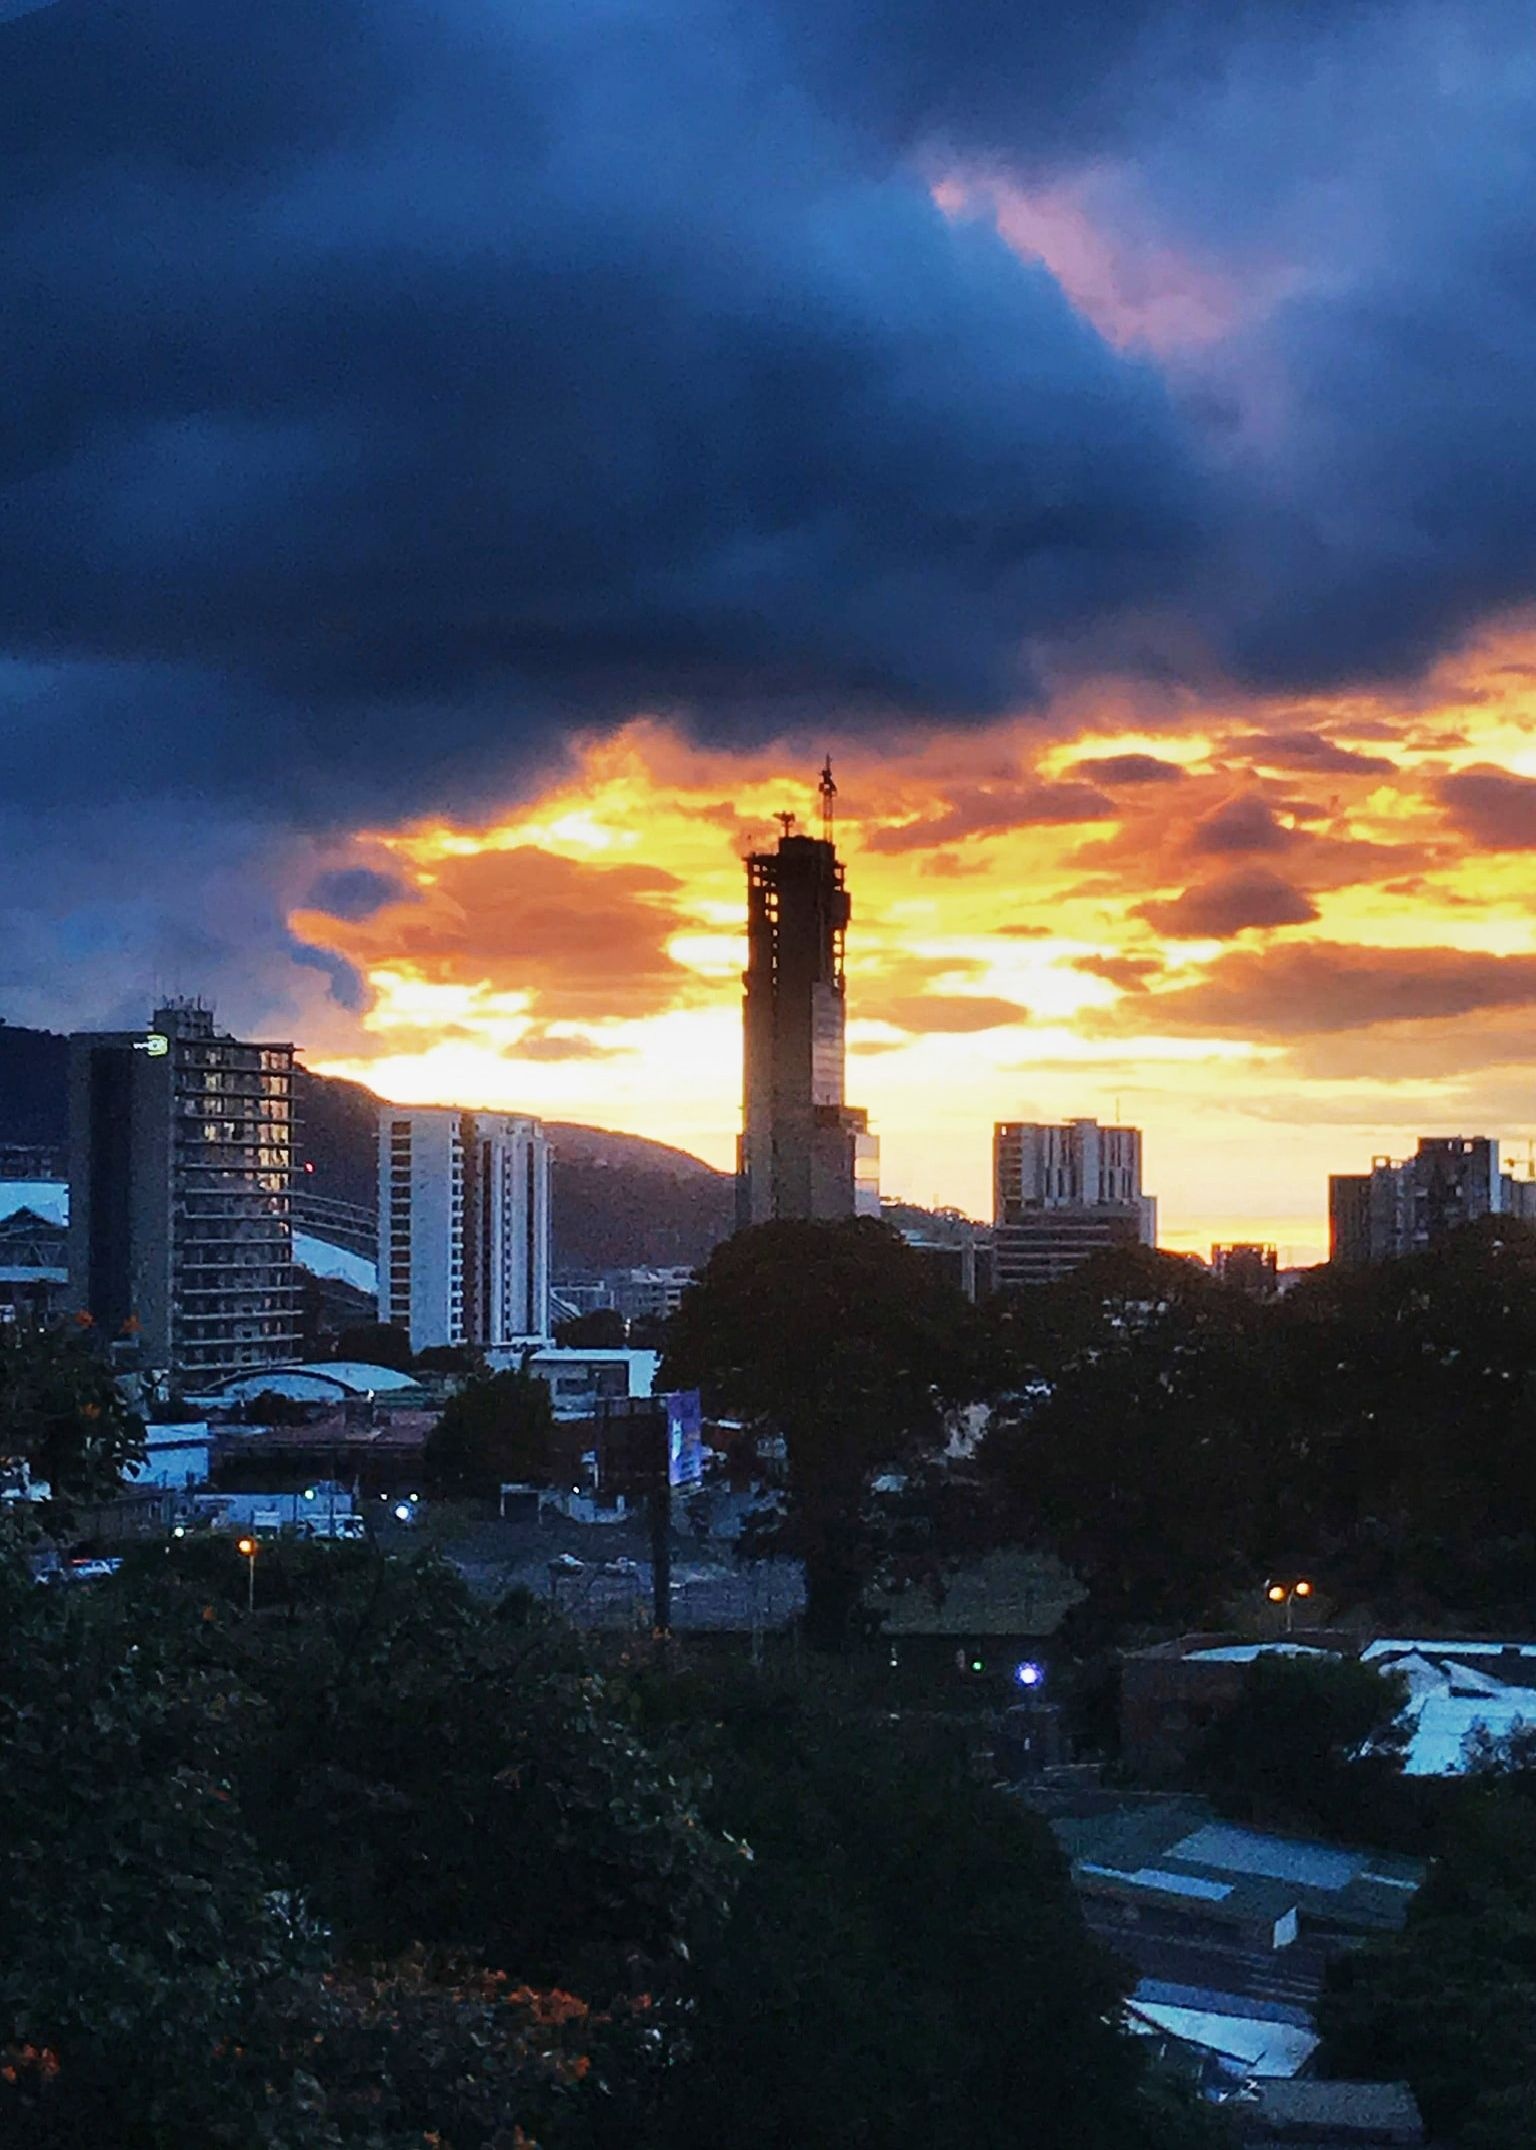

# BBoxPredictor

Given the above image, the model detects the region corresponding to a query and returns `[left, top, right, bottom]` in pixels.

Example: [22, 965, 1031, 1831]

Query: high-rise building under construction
[737, 764, 879, 1228]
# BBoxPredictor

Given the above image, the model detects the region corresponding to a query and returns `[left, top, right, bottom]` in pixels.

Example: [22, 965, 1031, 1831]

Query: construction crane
[819, 755, 837, 841]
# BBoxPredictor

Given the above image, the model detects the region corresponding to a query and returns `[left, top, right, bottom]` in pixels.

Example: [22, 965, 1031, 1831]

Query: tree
[0, 1323, 144, 1514]
[1277, 1222, 1536, 1625]
[661, 1218, 976, 1650]
[1319, 1792, 1536, 2147]
[413, 1341, 488, 1376]
[0, 1524, 735, 2149]
[639, 1667, 1224, 2150]
[554, 1308, 628, 1349]
[1191, 1654, 1413, 1839]
[979, 1248, 1292, 1644]
[332, 1320, 415, 1372]
[423, 1362, 556, 1496]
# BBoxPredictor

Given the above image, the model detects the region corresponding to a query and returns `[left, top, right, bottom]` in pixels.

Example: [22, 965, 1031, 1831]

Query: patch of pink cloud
[933, 171, 1247, 358]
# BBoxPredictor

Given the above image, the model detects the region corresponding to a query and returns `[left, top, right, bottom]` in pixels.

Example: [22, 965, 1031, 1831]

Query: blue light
[1014, 1660, 1045, 1689]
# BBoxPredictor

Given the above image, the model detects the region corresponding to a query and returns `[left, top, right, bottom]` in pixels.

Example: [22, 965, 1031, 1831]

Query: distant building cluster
[1329, 1135, 1536, 1266]
[19, 773, 1536, 1392]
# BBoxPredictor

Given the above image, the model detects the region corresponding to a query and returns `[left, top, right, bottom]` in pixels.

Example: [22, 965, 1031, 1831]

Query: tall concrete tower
[67, 1000, 300, 1379]
[737, 767, 878, 1228]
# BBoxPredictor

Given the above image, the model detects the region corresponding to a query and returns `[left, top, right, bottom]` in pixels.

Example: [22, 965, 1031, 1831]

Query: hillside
[0, 1022, 735, 1274]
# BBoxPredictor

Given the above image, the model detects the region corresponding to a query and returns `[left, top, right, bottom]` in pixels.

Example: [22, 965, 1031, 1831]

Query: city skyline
[12, 4, 1536, 1267]
[275, 675, 1536, 1268]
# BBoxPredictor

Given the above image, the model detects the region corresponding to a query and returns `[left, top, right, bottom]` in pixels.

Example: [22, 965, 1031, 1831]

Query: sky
[7, 0, 1536, 1261]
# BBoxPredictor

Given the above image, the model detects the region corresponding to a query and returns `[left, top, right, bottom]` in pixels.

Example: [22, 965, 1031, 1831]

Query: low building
[1363, 1638, 1536, 1773]
[187, 1360, 429, 1412]
[489, 1344, 659, 1419]
[214, 1411, 437, 1499]
[1233, 2078, 1424, 2146]
[1211, 1243, 1280, 1295]
[0, 1183, 68, 1325]
[900, 1234, 993, 1302]
[1048, 1796, 1421, 1946]
[1122, 1636, 1349, 1783]
[1128, 1981, 1320, 2081]
[604, 1266, 695, 1324]
[126, 1422, 212, 1489]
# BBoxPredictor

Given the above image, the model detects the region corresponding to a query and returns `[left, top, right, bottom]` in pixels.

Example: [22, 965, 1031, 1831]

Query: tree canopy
[424, 1361, 556, 1497]
[1190, 1653, 1413, 1839]
[0, 1323, 144, 1515]
[662, 1218, 978, 1648]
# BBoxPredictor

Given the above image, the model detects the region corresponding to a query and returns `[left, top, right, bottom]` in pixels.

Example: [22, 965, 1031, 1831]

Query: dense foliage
[0, 1323, 144, 1514]
[1319, 1792, 1536, 2148]
[662, 1218, 979, 1648]
[424, 1362, 556, 1496]
[642, 1667, 1226, 2150]
[0, 1527, 1212, 2150]
[977, 1222, 1536, 1640]
[1189, 1655, 1413, 1840]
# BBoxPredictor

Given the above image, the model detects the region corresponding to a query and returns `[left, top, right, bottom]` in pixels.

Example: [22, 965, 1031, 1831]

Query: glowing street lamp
[1265, 1577, 1313, 1631]
[236, 1535, 258, 1614]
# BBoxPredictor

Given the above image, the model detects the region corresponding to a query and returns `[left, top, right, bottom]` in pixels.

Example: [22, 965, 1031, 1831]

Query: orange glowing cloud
[298, 628, 1536, 1263]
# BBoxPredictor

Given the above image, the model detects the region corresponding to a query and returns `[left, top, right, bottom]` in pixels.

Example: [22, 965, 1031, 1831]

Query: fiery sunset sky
[8, 0, 1536, 1261]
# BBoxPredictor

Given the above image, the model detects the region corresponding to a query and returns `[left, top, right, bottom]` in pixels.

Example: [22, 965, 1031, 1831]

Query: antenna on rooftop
[819, 755, 837, 841]
[775, 810, 797, 840]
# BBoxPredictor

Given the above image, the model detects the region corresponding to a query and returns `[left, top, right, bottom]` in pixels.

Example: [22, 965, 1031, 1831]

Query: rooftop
[1237, 2077, 1423, 2143]
[0, 1180, 67, 1229]
[1050, 1798, 1422, 1934]
[1127, 1982, 1319, 2078]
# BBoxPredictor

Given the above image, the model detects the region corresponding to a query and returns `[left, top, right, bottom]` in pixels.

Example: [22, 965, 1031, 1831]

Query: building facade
[737, 804, 878, 1227]
[605, 1266, 696, 1324]
[67, 1001, 300, 1379]
[1210, 1243, 1280, 1295]
[991, 1118, 1155, 1289]
[1329, 1136, 1503, 1265]
[379, 1106, 550, 1351]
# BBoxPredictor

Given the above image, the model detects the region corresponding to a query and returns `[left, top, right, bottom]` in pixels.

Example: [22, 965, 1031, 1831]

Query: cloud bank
[9, 0, 1536, 1033]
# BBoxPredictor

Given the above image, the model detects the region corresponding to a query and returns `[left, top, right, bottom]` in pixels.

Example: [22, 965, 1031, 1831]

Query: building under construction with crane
[737, 762, 880, 1229]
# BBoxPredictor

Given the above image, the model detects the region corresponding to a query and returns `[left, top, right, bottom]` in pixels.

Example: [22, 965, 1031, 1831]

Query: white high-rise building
[379, 1107, 550, 1351]
[992, 1118, 1156, 1289]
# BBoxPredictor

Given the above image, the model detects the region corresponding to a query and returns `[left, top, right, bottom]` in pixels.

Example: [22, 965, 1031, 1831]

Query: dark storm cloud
[0, 0, 1206, 830]
[306, 868, 418, 923]
[794, 0, 1536, 699]
[771, 0, 1391, 175]
[11, 0, 1536, 1026]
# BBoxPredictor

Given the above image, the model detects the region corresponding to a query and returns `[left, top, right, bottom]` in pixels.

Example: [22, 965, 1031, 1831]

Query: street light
[1265, 1577, 1313, 1632]
[236, 1535, 257, 1615]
